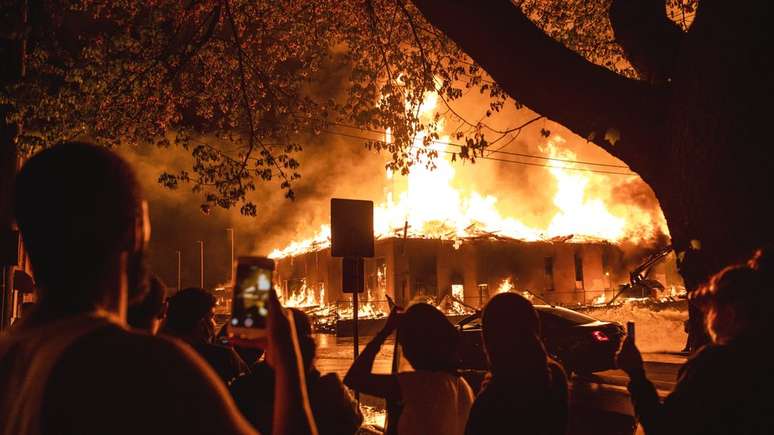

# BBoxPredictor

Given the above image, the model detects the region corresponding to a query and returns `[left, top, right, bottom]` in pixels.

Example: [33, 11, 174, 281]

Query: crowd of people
[0, 142, 772, 435]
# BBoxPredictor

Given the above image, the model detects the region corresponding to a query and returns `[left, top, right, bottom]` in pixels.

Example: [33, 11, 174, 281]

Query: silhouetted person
[12, 302, 37, 326]
[345, 302, 474, 435]
[231, 308, 362, 435]
[161, 287, 249, 384]
[0, 142, 317, 435]
[127, 274, 167, 334]
[618, 248, 774, 435]
[465, 293, 568, 435]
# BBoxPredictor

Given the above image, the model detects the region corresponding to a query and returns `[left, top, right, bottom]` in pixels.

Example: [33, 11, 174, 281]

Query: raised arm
[343, 308, 402, 400]
[619, 335, 718, 435]
[266, 291, 319, 435]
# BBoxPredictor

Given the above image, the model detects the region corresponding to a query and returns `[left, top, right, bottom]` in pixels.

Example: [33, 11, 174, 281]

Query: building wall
[275, 238, 624, 307]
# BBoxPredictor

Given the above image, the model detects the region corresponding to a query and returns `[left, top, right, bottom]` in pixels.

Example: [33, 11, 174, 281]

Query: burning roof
[270, 92, 668, 260]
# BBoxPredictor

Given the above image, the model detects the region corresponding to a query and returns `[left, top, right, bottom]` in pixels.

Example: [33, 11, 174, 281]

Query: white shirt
[396, 370, 474, 435]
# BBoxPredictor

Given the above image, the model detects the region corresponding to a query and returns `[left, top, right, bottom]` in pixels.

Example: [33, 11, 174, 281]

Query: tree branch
[222, 0, 291, 197]
[410, 0, 668, 182]
[609, 0, 685, 84]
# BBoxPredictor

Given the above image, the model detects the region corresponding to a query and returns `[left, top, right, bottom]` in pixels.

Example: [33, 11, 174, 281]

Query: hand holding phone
[230, 256, 274, 339]
[617, 322, 644, 377]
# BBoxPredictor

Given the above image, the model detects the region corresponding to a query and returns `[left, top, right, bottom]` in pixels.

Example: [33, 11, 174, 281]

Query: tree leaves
[4, 0, 640, 215]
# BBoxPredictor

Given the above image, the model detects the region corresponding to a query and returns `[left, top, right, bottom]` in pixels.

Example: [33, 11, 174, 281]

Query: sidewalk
[642, 351, 688, 365]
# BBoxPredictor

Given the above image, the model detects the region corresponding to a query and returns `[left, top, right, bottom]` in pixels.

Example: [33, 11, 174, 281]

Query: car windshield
[537, 306, 597, 325]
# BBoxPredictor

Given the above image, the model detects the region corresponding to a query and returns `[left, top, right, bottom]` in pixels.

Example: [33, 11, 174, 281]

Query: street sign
[331, 198, 374, 258]
[342, 257, 364, 294]
[331, 198, 374, 403]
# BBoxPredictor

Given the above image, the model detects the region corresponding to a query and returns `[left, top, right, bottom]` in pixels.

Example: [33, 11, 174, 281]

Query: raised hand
[616, 334, 645, 378]
[379, 306, 403, 338]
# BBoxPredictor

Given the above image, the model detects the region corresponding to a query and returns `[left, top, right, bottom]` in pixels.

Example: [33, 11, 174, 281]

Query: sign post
[331, 198, 374, 403]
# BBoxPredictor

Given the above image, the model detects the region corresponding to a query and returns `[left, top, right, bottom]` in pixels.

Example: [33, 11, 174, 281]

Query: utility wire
[318, 129, 637, 177]
[324, 121, 631, 170]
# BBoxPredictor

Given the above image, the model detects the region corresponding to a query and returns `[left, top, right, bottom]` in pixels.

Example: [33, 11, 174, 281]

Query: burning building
[267, 92, 674, 324]
[276, 235, 623, 310]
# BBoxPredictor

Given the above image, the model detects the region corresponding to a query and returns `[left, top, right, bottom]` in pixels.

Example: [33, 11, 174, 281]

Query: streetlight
[226, 228, 235, 283]
[176, 250, 182, 291]
[196, 240, 204, 288]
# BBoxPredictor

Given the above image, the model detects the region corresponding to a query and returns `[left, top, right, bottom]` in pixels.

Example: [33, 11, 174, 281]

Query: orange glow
[270, 92, 668, 260]
[281, 280, 324, 308]
[496, 277, 515, 294]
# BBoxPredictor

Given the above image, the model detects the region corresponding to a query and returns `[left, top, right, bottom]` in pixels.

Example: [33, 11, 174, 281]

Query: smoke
[120, 126, 386, 291]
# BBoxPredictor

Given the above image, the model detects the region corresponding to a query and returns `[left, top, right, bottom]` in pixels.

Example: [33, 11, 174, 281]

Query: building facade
[275, 237, 627, 308]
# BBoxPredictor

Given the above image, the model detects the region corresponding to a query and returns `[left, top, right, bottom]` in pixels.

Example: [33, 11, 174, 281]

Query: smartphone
[626, 321, 636, 342]
[229, 256, 274, 339]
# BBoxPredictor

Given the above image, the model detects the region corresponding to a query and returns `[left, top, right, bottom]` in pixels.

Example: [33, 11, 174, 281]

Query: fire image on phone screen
[231, 263, 272, 331]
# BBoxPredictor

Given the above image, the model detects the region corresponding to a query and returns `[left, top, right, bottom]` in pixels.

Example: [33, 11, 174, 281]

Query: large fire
[274, 92, 669, 320]
[271, 93, 666, 259]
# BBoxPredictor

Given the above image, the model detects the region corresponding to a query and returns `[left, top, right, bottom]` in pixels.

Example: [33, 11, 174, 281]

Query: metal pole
[197, 241, 204, 288]
[353, 280, 359, 403]
[176, 250, 182, 291]
[227, 228, 235, 283]
[0, 267, 7, 329]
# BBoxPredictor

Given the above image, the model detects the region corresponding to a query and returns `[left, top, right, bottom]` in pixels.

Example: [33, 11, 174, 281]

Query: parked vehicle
[457, 304, 624, 379]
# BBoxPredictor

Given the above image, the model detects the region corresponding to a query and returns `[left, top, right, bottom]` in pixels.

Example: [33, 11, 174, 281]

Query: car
[456, 304, 624, 384]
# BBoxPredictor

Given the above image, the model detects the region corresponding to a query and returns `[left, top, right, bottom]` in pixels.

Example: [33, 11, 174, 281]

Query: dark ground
[315, 335, 683, 434]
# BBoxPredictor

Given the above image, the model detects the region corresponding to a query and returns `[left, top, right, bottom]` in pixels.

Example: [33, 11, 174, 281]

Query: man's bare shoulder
[43, 324, 253, 435]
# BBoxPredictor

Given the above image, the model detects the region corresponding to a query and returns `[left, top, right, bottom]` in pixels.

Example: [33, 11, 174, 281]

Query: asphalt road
[314, 334, 685, 434]
[315, 334, 683, 389]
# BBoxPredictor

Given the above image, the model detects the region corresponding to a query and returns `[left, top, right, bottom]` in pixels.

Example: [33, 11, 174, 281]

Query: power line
[325, 121, 631, 170]
[204, 120, 635, 176]
[318, 129, 637, 177]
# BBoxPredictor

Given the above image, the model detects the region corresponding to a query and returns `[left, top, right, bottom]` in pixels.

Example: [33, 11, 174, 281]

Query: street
[314, 334, 685, 434]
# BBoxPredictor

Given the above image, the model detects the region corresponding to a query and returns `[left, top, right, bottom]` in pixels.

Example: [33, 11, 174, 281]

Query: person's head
[266, 308, 316, 372]
[397, 303, 459, 372]
[481, 292, 548, 376]
[127, 274, 167, 334]
[696, 248, 774, 344]
[13, 142, 149, 318]
[163, 287, 216, 342]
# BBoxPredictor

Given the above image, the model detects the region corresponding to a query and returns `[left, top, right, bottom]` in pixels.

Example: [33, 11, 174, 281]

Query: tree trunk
[609, 0, 684, 84]
[663, 0, 774, 277]
[413, 0, 774, 281]
[414, 0, 774, 350]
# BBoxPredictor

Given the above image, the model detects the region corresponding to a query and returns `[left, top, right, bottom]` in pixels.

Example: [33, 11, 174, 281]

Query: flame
[444, 284, 474, 315]
[270, 91, 667, 260]
[542, 137, 667, 243]
[281, 280, 324, 308]
[497, 277, 515, 294]
[336, 291, 389, 320]
[592, 293, 607, 305]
